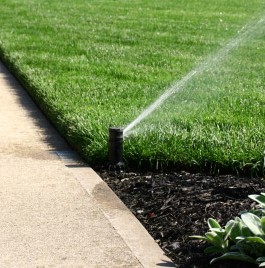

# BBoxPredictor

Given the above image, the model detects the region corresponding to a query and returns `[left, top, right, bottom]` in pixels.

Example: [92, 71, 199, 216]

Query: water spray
[108, 127, 124, 169]
[123, 15, 265, 136]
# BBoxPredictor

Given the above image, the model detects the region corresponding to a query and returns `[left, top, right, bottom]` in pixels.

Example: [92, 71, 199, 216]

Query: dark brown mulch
[97, 168, 265, 268]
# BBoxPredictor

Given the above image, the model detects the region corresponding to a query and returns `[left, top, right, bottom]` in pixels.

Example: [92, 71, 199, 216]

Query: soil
[97, 168, 265, 268]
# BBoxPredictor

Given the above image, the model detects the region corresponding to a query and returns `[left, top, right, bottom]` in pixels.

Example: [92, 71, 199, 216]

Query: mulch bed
[97, 168, 265, 268]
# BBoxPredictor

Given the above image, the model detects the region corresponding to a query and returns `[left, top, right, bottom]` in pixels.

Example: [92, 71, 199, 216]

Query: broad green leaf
[205, 231, 224, 248]
[204, 245, 226, 254]
[256, 257, 265, 267]
[236, 238, 265, 258]
[261, 217, 265, 233]
[241, 213, 264, 236]
[226, 219, 244, 241]
[249, 209, 264, 217]
[208, 218, 221, 229]
[225, 220, 236, 240]
[249, 194, 265, 208]
[210, 252, 256, 264]
[243, 236, 265, 244]
[241, 225, 254, 237]
[257, 257, 265, 267]
[257, 257, 265, 262]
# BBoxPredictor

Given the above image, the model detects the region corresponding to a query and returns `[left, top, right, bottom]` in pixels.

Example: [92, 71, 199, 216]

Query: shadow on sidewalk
[0, 60, 86, 166]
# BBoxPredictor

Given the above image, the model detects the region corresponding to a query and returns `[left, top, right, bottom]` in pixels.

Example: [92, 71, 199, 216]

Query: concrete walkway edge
[0, 59, 175, 267]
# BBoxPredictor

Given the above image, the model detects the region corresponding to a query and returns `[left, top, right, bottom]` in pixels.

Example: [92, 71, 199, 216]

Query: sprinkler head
[108, 127, 124, 168]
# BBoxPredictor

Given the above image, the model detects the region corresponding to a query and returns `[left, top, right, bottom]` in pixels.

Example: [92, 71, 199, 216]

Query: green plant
[190, 218, 230, 254]
[190, 193, 265, 267]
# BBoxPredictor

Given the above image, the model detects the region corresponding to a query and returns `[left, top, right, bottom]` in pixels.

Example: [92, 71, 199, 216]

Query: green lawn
[0, 0, 264, 174]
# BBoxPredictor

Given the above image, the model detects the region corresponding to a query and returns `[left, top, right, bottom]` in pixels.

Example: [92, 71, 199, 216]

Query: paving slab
[0, 60, 175, 267]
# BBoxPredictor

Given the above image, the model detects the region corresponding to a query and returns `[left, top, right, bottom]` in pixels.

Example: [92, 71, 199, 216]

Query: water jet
[108, 127, 124, 168]
[123, 15, 265, 137]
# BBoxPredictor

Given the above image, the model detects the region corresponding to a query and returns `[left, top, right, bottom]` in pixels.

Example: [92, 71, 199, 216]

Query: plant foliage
[191, 193, 265, 267]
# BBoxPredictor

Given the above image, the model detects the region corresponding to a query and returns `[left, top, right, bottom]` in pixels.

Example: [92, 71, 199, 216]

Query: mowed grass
[0, 0, 264, 174]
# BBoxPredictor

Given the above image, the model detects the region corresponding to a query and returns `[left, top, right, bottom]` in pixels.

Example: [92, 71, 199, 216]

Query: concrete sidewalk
[0, 60, 175, 268]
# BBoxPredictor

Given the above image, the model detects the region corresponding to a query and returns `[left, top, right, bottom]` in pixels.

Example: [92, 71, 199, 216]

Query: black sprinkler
[108, 127, 124, 168]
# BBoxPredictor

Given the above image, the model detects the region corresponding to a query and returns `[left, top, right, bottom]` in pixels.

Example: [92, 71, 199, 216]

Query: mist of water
[123, 15, 265, 137]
